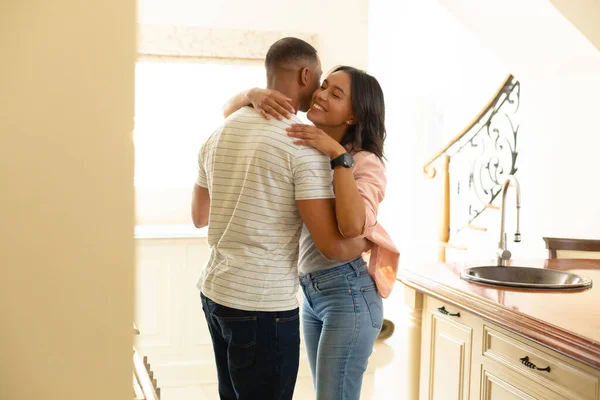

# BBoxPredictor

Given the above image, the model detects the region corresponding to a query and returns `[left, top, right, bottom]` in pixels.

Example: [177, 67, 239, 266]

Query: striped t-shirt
[196, 107, 334, 311]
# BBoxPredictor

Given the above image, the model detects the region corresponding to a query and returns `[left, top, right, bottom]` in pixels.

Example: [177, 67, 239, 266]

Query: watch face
[331, 152, 354, 169]
[342, 153, 355, 167]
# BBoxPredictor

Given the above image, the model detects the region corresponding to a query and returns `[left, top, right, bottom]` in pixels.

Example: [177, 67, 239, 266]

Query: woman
[224, 66, 399, 400]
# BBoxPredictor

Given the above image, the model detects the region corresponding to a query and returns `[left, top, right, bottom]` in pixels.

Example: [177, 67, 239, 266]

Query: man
[192, 37, 368, 400]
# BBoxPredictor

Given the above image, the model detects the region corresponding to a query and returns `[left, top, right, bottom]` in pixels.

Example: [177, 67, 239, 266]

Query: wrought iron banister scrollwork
[423, 74, 519, 178]
[450, 76, 519, 233]
[423, 74, 521, 244]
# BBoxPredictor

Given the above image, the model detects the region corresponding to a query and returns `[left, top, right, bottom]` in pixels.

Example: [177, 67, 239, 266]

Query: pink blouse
[351, 151, 400, 298]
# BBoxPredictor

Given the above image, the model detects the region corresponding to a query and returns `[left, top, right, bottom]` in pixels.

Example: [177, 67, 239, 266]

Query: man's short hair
[265, 37, 318, 74]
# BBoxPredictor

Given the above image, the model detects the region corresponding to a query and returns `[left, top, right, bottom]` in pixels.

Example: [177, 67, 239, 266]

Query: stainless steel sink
[460, 266, 593, 290]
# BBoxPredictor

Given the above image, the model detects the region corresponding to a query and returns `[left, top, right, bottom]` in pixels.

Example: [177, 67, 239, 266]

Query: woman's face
[306, 71, 354, 129]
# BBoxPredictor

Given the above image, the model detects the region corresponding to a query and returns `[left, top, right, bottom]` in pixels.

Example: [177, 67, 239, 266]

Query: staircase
[133, 324, 161, 400]
[423, 74, 521, 262]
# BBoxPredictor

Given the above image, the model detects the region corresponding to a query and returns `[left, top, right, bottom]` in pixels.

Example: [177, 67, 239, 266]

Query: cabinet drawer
[425, 296, 481, 330]
[480, 359, 572, 400]
[482, 325, 599, 400]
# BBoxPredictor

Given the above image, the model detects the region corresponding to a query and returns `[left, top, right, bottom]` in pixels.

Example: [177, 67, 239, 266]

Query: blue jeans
[300, 258, 383, 400]
[200, 293, 300, 400]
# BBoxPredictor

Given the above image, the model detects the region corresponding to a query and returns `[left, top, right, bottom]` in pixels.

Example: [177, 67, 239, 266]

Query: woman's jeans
[299, 257, 383, 400]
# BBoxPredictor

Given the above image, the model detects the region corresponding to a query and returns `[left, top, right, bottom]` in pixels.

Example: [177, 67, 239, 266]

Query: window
[134, 61, 266, 189]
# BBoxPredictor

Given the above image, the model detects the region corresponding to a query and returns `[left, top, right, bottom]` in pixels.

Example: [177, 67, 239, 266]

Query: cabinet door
[482, 324, 599, 400]
[420, 299, 473, 400]
[480, 360, 572, 400]
[480, 368, 537, 400]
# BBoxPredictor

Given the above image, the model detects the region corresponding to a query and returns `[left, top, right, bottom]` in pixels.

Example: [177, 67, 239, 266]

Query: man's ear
[299, 67, 309, 87]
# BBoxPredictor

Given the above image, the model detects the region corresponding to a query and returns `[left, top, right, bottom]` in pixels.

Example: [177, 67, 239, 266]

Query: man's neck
[268, 77, 300, 114]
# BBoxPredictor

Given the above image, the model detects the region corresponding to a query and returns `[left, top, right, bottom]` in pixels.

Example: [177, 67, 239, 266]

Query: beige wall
[0, 1, 136, 399]
[550, 0, 600, 51]
[139, 0, 369, 73]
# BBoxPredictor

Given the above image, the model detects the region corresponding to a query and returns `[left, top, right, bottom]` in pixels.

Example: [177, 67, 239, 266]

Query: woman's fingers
[258, 109, 270, 120]
[287, 104, 295, 114]
[260, 97, 293, 120]
[264, 105, 285, 120]
[279, 97, 295, 114]
[292, 139, 311, 146]
[287, 130, 316, 139]
[269, 101, 292, 119]
[267, 93, 294, 116]
[289, 123, 310, 129]
[286, 125, 318, 134]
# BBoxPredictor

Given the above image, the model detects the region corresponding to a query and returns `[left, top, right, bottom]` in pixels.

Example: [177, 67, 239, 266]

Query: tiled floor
[164, 288, 410, 400]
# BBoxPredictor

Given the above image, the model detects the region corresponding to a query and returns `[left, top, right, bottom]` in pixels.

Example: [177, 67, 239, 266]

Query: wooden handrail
[440, 241, 467, 251]
[423, 73, 515, 178]
[133, 351, 161, 399]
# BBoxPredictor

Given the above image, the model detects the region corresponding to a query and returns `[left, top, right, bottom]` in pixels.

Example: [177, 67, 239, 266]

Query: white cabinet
[418, 295, 600, 400]
[479, 365, 541, 400]
[480, 359, 572, 400]
[419, 296, 475, 400]
[481, 325, 599, 400]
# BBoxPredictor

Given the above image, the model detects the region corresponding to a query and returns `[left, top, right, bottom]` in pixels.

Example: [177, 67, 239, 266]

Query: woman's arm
[287, 125, 384, 238]
[222, 90, 251, 118]
[222, 88, 296, 120]
[331, 154, 368, 238]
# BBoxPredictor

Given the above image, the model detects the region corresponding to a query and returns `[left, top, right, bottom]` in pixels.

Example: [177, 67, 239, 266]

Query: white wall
[438, 0, 600, 258]
[369, 0, 600, 262]
[0, 1, 135, 399]
[139, 0, 369, 79]
[368, 0, 510, 262]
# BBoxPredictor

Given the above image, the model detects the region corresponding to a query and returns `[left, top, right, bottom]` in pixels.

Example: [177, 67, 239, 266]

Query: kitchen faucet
[496, 175, 521, 266]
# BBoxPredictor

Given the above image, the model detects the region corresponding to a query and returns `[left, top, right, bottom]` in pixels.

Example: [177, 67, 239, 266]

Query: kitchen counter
[398, 258, 600, 369]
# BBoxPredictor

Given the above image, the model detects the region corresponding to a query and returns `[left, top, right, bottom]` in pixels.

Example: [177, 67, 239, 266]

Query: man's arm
[191, 184, 210, 228]
[297, 198, 370, 261]
[192, 140, 210, 228]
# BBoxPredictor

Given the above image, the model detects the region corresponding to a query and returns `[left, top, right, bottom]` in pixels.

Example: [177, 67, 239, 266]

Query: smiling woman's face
[306, 70, 354, 130]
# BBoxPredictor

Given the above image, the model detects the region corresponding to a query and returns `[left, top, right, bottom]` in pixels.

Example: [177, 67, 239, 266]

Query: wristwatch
[330, 152, 355, 169]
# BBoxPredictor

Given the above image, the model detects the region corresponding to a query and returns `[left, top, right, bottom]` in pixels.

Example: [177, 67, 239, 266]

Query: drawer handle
[437, 306, 460, 317]
[519, 356, 551, 373]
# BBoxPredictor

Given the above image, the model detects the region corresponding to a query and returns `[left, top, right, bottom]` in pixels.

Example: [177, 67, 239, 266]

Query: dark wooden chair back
[543, 237, 600, 259]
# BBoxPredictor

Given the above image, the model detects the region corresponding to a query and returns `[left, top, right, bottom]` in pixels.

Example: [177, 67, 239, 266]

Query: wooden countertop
[398, 258, 600, 369]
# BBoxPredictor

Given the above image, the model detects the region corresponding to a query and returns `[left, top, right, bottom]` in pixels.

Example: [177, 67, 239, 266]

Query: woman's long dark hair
[334, 66, 386, 160]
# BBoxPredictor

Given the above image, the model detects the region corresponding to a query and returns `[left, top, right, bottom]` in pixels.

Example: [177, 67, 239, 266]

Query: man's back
[196, 107, 333, 311]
